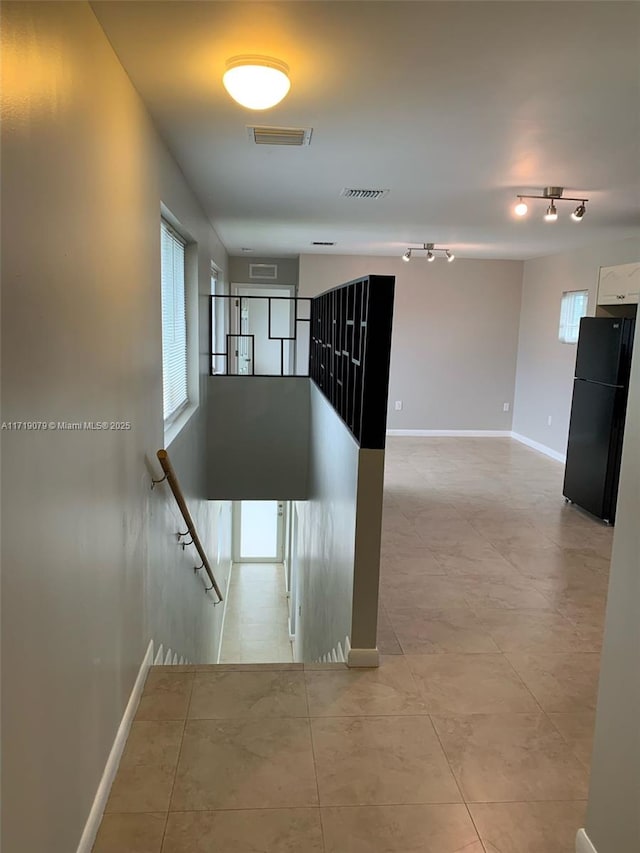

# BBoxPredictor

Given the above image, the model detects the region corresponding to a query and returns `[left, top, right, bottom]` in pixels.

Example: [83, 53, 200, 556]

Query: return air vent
[312, 241, 336, 246]
[249, 263, 278, 280]
[340, 188, 390, 200]
[247, 126, 313, 146]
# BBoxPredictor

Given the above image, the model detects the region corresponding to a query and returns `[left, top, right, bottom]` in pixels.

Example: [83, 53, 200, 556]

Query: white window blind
[161, 221, 188, 421]
[559, 290, 589, 344]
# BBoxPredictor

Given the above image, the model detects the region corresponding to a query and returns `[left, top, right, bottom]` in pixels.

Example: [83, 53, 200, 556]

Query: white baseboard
[347, 647, 380, 667]
[511, 431, 566, 463]
[75, 639, 154, 853]
[576, 828, 598, 853]
[386, 428, 567, 464]
[387, 429, 512, 437]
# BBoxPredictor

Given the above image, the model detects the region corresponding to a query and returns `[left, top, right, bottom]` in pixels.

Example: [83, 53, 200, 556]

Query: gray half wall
[295, 383, 357, 661]
[351, 449, 385, 652]
[294, 383, 384, 662]
[206, 377, 310, 500]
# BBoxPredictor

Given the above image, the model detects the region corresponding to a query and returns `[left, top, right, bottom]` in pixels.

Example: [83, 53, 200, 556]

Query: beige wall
[584, 327, 640, 853]
[229, 255, 299, 287]
[512, 237, 640, 455]
[299, 254, 523, 431]
[1, 3, 230, 851]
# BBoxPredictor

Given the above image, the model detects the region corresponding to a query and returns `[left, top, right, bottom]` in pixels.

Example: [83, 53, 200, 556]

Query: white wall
[583, 327, 640, 853]
[299, 254, 523, 431]
[512, 237, 640, 455]
[1, 4, 230, 852]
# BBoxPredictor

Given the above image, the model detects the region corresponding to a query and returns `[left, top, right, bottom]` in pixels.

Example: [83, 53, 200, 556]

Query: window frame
[558, 289, 589, 345]
[161, 218, 189, 428]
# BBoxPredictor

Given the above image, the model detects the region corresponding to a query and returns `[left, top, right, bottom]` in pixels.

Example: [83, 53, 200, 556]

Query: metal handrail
[154, 449, 223, 602]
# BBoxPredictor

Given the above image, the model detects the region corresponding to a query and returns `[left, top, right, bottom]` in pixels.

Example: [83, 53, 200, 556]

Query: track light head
[427, 250, 435, 262]
[544, 201, 558, 222]
[514, 198, 528, 217]
[402, 249, 412, 262]
[571, 203, 587, 221]
[446, 250, 455, 262]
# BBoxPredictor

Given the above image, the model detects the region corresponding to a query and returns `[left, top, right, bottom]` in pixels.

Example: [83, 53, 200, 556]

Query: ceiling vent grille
[248, 126, 312, 146]
[312, 241, 336, 246]
[340, 188, 390, 200]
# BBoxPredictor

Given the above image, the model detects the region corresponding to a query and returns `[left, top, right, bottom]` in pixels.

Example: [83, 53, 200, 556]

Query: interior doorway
[231, 283, 296, 375]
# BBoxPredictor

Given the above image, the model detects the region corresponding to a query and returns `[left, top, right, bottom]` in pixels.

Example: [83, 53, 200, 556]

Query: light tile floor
[94, 438, 610, 852]
[219, 562, 293, 664]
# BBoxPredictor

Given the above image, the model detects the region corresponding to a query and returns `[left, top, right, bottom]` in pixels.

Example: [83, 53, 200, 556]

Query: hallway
[93, 438, 608, 852]
[219, 563, 293, 664]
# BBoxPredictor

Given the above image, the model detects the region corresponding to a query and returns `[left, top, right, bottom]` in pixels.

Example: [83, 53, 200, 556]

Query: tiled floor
[94, 438, 610, 852]
[219, 562, 293, 664]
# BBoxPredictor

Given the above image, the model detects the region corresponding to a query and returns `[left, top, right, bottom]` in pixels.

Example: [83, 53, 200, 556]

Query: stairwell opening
[218, 500, 297, 664]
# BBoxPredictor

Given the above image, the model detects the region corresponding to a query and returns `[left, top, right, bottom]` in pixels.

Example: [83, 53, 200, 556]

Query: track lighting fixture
[513, 187, 588, 222]
[400, 242, 456, 263]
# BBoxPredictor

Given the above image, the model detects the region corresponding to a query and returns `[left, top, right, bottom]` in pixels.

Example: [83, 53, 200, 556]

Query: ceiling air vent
[312, 241, 336, 246]
[247, 126, 312, 146]
[340, 188, 390, 200]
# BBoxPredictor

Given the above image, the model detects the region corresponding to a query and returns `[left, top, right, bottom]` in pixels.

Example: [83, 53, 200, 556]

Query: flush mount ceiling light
[223, 56, 290, 110]
[401, 243, 456, 263]
[513, 187, 589, 222]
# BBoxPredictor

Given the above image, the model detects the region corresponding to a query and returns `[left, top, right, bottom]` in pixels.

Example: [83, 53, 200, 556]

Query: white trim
[216, 560, 235, 664]
[511, 431, 566, 463]
[576, 828, 598, 853]
[387, 429, 512, 437]
[75, 640, 154, 853]
[153, 643, 164, 665]
[347, 647, 380, 668]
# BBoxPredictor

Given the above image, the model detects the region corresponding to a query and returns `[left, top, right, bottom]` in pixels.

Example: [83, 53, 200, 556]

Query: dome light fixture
[512, 187, 588, 222]
[223, 55, 291, 110]
[400, 242, 456, 263]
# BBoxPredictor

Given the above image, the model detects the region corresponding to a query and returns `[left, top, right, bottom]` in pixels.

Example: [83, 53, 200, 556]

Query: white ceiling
[92, 1, 640, 260]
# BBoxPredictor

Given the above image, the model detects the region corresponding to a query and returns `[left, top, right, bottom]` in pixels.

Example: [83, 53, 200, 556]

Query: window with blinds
[559, 290, 589, 344]
[161, 221, 188, 421]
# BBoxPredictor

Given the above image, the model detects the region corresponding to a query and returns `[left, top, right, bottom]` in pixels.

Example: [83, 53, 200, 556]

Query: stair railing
[153, 448, 223, 602]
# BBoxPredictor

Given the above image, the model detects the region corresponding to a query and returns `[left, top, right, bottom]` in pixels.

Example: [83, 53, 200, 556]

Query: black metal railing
[310, 275, 395, 449]
[209, 294, 311, 377]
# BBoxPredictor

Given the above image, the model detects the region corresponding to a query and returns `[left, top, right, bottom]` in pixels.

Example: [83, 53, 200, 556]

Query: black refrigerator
[563, 316, 635, 523]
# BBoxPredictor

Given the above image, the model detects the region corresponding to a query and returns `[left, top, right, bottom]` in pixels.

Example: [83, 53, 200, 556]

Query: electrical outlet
[394, 401, 403, 411]
[503, 402, 510, 412]
[547, 415, 552, 427]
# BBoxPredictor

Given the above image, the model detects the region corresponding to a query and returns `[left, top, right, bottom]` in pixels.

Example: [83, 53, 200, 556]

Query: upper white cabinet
[597, 262, 640, 305]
